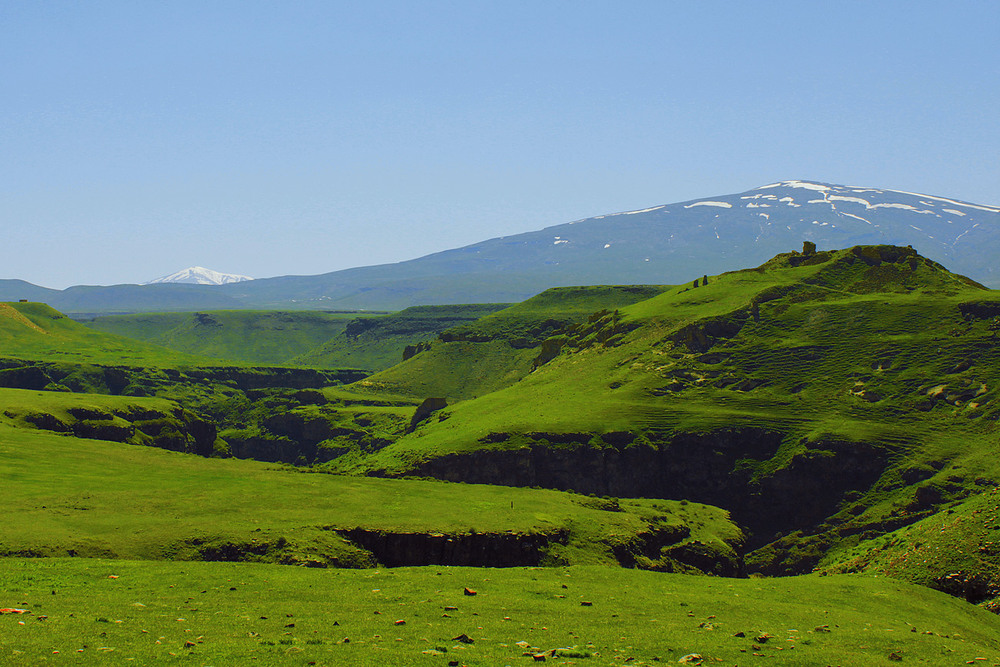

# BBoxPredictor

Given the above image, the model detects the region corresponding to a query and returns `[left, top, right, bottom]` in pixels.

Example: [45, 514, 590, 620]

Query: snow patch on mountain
[685, 201, 733, 209]
[623, 205, 667, 215]
[144, 267, 253, 286]
[829, 195, 872, 206]
[885, 190, 1000, 213]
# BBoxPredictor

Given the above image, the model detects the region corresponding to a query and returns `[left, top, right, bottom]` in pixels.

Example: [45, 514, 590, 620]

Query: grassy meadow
[4, 560, 1000, 665]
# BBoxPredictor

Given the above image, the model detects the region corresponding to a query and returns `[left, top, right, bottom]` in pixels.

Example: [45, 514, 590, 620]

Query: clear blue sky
[3, 1, 998, 288]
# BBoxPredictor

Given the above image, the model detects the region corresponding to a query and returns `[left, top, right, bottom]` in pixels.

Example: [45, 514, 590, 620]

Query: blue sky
[3, 1, 998, 288]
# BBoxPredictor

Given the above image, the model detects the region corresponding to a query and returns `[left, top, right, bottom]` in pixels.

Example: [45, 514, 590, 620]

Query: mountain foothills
[2, 180, 998, 314]
[6, 244, 1000, 663]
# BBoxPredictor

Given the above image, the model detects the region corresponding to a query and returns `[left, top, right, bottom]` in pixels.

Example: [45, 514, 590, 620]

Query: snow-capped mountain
[143, 267, 253, 286]
[513, 178, 1000, 287]
[144, 180, 1000, 308]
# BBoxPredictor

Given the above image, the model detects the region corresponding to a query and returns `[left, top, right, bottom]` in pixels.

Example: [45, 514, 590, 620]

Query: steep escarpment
[0, 358, 366, 396]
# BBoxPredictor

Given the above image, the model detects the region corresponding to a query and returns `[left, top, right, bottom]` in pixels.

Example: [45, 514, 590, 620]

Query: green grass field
[3, 560, 1000, 666]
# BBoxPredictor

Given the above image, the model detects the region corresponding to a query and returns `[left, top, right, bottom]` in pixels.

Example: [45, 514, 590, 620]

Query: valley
[4, 243, 1000, 664]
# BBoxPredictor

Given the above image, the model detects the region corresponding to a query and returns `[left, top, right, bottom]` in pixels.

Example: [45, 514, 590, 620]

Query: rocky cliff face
[398, 428, 889, 555]
[337, 528, 565, 568]
[184, 366, 368, 391]
[0, 359, 367, 396]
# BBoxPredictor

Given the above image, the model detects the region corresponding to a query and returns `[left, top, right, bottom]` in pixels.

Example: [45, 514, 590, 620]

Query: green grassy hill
[362, 285, 667, 399]
[0, 302, 211, 367]
[291, 303, 511, 370]
[329, 246, 1000, 596]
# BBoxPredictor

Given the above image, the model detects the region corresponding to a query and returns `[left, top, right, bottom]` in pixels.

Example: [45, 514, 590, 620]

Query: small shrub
[555, 648, 593, 658]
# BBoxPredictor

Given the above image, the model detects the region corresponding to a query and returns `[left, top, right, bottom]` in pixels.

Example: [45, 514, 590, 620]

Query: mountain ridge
[3, 180, 998, 313]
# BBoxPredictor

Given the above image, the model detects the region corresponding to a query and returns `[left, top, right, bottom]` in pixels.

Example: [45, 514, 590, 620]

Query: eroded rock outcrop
[337, 528, 565, 567]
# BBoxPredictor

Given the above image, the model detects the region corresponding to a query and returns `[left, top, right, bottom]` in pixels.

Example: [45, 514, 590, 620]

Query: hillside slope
[0, 302, 211, 367]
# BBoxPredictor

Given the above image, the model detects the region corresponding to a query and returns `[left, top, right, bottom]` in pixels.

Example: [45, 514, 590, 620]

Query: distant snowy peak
[144, 267, 253, 286]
